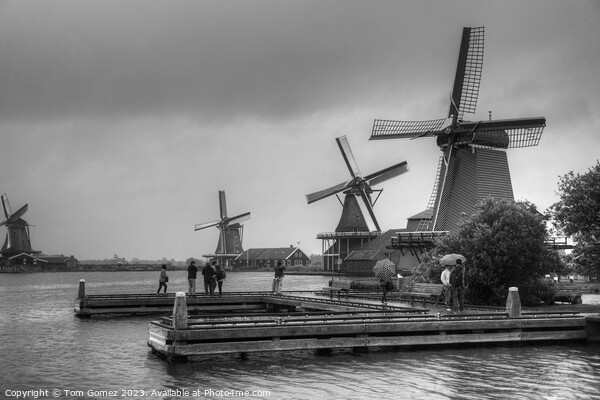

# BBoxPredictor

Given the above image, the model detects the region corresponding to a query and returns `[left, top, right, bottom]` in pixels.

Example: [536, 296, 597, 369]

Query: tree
[548, 160, 600, 280]
[415, 198, 561, 306]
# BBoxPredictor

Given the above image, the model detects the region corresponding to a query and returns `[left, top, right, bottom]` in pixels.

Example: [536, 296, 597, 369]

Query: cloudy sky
[0, 0, 598, 261]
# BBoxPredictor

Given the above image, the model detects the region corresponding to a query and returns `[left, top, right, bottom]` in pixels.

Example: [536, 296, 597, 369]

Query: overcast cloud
[0, 0, 598, 261]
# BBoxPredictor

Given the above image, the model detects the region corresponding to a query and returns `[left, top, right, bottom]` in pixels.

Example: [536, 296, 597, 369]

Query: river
[1, 271, 599, 399]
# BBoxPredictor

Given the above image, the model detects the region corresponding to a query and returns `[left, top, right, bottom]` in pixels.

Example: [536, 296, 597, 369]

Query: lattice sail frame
[453, 26, 485, 120]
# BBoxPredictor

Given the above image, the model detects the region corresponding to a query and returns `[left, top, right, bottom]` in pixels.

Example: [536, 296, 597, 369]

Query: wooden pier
[148, 303, 591, 362]
[72, 280, 600, 362]
[74, 279, 421, 317]
[146, 290, 599, 362]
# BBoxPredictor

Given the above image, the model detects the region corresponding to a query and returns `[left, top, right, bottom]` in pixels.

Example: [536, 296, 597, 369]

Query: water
[1, 271, 600, 400]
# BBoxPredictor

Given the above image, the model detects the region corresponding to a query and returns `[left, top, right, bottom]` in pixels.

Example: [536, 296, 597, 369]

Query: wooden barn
[232, 246, 311, 269]
[343, 250, 391, 277]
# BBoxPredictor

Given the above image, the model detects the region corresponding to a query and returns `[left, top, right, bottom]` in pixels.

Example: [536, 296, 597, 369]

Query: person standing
[272, 261, 286, 294]
[450, 259, 466, 312]
[187, 260, 198, 295]
[441, 264, 452, 310]
[202, 262, 217, 295]
[215, 263, 227, 296]
[379, 277, 391, 304]
[156, 264, 168, 295]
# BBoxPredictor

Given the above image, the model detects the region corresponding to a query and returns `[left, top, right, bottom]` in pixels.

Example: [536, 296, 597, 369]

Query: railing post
[78, 279, 85, 298]
[173, 292, 188, 329]
[506, 287, 522, 318]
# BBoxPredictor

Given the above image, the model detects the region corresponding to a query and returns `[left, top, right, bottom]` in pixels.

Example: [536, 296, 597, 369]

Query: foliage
[548, 160, 600, 280]
[416, 198, 562, 306]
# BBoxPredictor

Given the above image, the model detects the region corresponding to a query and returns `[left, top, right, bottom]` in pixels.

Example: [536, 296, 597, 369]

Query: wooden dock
[145, 290, 600, 362]
[72, 280, 600, 362]
[148, 305, 592, 362]
[74, 279, 423, 317]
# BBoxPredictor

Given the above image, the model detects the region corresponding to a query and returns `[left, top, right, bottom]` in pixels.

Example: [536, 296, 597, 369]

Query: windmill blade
[6, 204, 28, 224]
[305, 180, 350, 204]
[364, 161, 409, 187]
[336, 136, 361, 178]
[448, 26, 484, 121]
[457, 117, 546, 148]
[226, 211, 251, 226]
[1, 194, 11, 219]
[194, 220, 221, 231]
[358, 189, 381, 232]
[370, 118, 448, 141]
[218, 190, 228, 219]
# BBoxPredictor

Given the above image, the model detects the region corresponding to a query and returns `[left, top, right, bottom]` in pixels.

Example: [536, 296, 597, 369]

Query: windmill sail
[449, 26, 484, 121]
[306, 135, 409, 233]
[369, 26, 546, 233]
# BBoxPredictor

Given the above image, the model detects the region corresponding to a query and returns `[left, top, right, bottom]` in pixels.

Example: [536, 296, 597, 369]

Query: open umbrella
[440, 253, 466, 266]
[373, 259, 396, 281]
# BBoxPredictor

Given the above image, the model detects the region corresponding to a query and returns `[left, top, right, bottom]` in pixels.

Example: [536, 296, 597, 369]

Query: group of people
[186, 260, 227, 296]
[157, 259, 287, 295]
[440, 259, 466, 312]
[155, 260, 227, 296]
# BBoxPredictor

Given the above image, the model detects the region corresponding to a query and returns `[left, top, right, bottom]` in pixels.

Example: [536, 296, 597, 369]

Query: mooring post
[506, 287, 522, 318]
[173, 292, 188, 329]
[78, 279, 85, 298]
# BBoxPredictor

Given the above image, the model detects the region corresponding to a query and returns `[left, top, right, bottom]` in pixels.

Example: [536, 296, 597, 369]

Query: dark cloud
[0, 0, 598, 260]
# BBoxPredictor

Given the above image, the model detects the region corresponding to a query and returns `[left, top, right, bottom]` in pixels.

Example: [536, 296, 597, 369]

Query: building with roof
[1, 253, 78, 272]
[344, 249, 390, 277]
[339, 228, 438, 276]
[232, 246, 311, 269]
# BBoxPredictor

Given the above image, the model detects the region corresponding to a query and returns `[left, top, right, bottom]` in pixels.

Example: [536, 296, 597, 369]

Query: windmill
[194, 190, 250, 269]
[0, 193, 33, 256]
[370, 26, 546, 232]
[306, 135, 409, 271]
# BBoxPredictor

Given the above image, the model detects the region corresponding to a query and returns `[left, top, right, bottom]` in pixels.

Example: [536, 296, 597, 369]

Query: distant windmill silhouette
[0, 193, 33, 256]
[370, 26, 546, 232]
[195, 191, 250, 268]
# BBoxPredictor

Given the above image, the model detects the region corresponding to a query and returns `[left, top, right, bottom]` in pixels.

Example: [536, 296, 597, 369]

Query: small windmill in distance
[0, 193, 33, 258]
[370, 26, 546, 233]
[195, 190, 250, 270]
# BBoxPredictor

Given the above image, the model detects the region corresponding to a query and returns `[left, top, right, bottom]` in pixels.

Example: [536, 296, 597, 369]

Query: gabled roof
[235, 247, 305, 261]
[358, 229, 404, 252]
[407, 209, 433, 220]
[8, 252, 43, 261]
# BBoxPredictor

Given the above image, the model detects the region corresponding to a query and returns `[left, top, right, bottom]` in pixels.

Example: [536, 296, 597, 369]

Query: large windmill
[0, 193, 33, 257]
[306, 135, 409, 271]
[194, 190, 250, 269]
[370, 26, 546, 232]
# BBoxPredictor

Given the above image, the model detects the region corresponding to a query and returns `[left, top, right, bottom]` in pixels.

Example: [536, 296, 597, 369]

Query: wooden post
[173, 292, 188, 329]
[506, 287, 521, 318]
[78, 279, 85, 298]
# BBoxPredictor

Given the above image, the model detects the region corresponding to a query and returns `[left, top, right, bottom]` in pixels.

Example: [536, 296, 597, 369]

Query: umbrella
[440, 253, 466, 266]
[373, 259, 396, 281]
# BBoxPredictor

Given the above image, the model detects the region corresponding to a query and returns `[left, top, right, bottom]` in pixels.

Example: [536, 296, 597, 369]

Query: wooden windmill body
[195, 191, 250, 269]
[306, 135, 409, 272]
[370, 27, 546, 233]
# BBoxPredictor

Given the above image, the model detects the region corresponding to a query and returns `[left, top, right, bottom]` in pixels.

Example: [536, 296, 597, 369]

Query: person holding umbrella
[373, 259, 396, 304]
[440, 263, 452, 310]
[450, 258, 466, 312]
